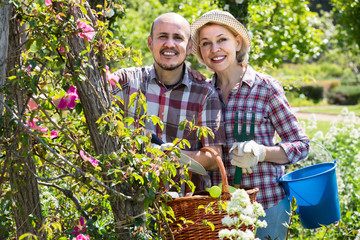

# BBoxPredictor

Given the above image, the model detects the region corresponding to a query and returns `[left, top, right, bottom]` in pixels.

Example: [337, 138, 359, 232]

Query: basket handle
[200, 147, 229, 194]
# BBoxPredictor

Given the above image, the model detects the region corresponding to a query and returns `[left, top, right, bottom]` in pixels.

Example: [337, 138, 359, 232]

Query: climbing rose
[80, 150, 98, 167]
[71, 217, 87, 236]
[59, 46, 66, 53]
[57, 85, 79, 110]
[26, 118, 48, 133]
[75, 234, 90, 240]
[76, 20, 95, 41]
[105, 65, 120, 85]
[50, 130, 58, 139]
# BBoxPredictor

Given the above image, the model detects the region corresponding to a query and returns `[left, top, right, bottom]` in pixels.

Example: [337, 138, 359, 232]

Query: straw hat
[190, 10, 251, 60]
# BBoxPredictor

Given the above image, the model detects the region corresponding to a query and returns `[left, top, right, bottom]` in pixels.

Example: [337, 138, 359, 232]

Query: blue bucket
[278, 161, 341, 229]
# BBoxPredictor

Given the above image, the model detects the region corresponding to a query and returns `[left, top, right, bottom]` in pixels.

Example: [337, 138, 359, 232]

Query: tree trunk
[0, 0, 10, 117]
[64, 5, 144, 239]
[5, 5, 44, 238]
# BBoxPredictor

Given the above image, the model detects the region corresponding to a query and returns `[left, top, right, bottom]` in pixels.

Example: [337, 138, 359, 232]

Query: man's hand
[229, 140, 266, 174]
[188, 69, 206, 81]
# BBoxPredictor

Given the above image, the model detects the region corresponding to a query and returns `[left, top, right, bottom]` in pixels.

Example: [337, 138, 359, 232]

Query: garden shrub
[299, 85, 324, 103]
[328, 85, 360, 105]
[286, 84, 324, 103]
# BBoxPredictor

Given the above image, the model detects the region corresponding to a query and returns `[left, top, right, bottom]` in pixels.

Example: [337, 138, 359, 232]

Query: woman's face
[198, 24, 241, 73]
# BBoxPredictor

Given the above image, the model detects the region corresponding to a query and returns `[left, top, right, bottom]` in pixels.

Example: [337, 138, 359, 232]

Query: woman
[191, 10, 310, 240]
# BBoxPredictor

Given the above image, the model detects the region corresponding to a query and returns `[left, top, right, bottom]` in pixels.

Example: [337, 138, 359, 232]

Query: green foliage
[331, 0, 360, 49]
[248, 0, 326, 67]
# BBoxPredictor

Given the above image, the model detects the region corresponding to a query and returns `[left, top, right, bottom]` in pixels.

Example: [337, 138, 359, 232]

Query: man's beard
[154, 59, 184, 71]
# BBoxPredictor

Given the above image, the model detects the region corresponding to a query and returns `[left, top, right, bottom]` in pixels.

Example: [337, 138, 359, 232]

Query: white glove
[150, 143, 175, 152]
[229, 140, 266, 174]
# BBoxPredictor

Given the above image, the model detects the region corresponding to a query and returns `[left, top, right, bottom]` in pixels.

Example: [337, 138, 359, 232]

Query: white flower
[252, 202, 266, 217]
[341, 107, 349, 115]
[220, 188, 267, 239]
[219, 229, 231, 239]
[312, 131, 324, 141]
[256, 219, 268, 228]
[222, 215, 234, 227]
[350, 129, 359, 139]
[239, 214, 256, 225]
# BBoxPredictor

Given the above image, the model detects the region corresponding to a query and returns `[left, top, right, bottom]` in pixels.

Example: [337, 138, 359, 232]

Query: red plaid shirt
[111, 65, 225, 150]
[209, 65, 310, 209]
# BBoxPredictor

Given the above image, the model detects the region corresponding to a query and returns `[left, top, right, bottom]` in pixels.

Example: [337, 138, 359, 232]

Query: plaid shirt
[209, 65, 310, 209]
[111, 65, 225, 150]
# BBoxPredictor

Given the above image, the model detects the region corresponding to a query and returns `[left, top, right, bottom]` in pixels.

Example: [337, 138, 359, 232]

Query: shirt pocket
[235, 110, 269, 135]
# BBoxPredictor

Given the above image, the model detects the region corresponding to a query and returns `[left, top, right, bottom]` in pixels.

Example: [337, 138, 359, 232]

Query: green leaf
[25, 39, 35, 50]
[80, 6, 87, 15]
[19, 233, 34, 240]
[29, 20, 36, 28]
[128, 92, 138, 108]
[178, 120, 187, 131]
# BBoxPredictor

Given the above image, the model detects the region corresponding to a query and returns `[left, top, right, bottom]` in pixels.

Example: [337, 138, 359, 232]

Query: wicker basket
[165, 146, 259, 239]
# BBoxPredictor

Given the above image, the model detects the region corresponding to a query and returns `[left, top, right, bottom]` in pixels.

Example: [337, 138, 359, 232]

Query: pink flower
[105, 66, 120, 85]
[80, 150, 98, 167]
[28, 98, 39, 111]
[76, 20, 95, 41]
[75, 234, 90, 240]
[59, 46, 66, 53]
[71, 217, 87, 236]
[27, 65, 32, 76]
[45, 0, 52, 6]
[27, 65, 41, 76]
[57, 85, 79, 110]
[50, 130, 58, 139]
[26, 118, 48, 133]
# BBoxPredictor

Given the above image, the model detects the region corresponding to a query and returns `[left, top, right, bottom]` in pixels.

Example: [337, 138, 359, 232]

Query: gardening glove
[229, 140, 266, 174]
[150, 142, 175, 152]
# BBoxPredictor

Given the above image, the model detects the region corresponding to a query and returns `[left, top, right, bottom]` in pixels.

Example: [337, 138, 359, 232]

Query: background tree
[330, 0, 360, 84]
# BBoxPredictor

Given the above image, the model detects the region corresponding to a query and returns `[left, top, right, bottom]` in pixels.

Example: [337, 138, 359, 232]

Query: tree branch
[38, 181, 89, 219]
[0, 98, 133, 200]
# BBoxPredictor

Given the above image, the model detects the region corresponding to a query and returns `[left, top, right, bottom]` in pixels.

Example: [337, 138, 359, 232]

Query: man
[111, 13, 225, 187]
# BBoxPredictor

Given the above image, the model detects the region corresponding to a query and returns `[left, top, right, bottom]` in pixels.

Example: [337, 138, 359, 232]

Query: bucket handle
[309, 140, 335, 163]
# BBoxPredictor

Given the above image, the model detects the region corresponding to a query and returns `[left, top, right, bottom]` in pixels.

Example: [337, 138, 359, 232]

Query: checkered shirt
[111, 65, 225, 150]
[209, 65, 310, 209]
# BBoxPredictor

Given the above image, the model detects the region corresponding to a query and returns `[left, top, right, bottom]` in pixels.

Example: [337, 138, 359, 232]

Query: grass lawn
[298, 119, 332, 138]
[299, 104, 360, 116]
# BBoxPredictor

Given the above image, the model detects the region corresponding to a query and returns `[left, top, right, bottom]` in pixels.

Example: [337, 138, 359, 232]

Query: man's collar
[149, 64, 190, 89]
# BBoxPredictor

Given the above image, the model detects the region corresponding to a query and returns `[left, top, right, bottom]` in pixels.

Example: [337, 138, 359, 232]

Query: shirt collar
[241, 65, 256, 88]
[210, 65, 257, 88]
[149, 64, 191, 89]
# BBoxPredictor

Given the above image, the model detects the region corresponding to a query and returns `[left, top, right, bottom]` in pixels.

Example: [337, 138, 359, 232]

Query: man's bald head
[150, 12, 191, 40]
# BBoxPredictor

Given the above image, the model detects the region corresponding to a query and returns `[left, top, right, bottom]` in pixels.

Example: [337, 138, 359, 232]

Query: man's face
[148, 20, 191, 71]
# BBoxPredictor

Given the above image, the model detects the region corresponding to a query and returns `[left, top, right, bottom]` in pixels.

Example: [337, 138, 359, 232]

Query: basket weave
[165, 146, 259, 239]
